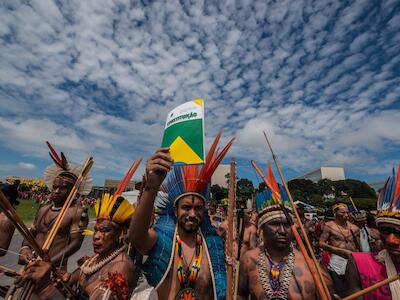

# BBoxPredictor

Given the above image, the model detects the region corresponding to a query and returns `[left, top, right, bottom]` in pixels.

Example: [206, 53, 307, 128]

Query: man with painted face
[319, 201, 360, 297]
[0, 182, 19, 257]
[15, 193, 137, 300]
[238, 183, 333, 299]
[130, 133, 233, 300]
[18, 143, 92, 269]
[345, 166, 400, 299]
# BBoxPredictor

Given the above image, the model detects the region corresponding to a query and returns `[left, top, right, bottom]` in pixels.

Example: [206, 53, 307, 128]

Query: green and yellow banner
[161, 99, 205, 165]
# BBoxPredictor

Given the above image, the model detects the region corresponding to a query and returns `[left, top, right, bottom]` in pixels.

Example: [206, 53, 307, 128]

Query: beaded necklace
[266, 254, 288, 294]
[258, 246, 294, 299]
[80, 245, 126, 276]
[174, 233, 203, 300]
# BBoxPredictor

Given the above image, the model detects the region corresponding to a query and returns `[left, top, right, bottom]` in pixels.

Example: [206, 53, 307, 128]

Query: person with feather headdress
[238, 163, 332, 300]
[15, 162, 140, 300]
[345, 164, 400, 299]
[129, 132, 234, 300]
[18, 142, 92, 269]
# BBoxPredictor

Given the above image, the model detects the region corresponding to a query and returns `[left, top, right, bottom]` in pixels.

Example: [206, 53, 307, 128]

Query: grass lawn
[15, 199, 41, 224]
[15, 199, 97, 224]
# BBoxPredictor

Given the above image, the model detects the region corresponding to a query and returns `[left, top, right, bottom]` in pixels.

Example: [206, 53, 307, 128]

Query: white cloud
[0, 0, 399, 183]
[17, 162, 36, 170]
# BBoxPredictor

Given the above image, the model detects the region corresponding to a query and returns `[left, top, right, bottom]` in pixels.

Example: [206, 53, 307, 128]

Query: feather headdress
[156, 132, 234, 214]
[43, 141, 93, 195]
[255, 162, 292, 227]
[376, 163, 400, 226]
[95, 159, 141, 225]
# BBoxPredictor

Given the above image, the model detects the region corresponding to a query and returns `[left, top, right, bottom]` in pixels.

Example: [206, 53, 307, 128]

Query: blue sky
[0, 0, 399, 187]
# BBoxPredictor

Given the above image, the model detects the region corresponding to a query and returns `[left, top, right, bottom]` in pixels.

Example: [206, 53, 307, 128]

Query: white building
[295, 167, 345, 182]
[211, 164, 230, 188]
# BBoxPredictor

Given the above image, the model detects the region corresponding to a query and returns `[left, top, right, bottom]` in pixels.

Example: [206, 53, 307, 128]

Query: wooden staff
[252, 159, 330, 300]
[226, 158, 236, 300]
[42, 157, 93, 252]
[343, 273, 400, 300]
[262, 130, 332, 300]
[0, 192, 43, 257]
[0, 192, 77, 299]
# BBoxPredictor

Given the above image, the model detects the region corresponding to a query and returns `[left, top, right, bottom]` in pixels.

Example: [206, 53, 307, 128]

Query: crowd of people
[0, 136, 399, 300]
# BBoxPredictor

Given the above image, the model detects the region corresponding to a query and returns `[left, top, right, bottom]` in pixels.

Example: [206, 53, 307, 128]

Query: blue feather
[382, 175, 394, 210]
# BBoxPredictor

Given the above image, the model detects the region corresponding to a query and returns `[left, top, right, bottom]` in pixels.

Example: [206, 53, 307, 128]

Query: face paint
[50, 177, 73, 207]
[262, 216, 293, 250]
[93, 219, 121, 257]
[175, 194, 205, 233]
[379, 223, 400, 257]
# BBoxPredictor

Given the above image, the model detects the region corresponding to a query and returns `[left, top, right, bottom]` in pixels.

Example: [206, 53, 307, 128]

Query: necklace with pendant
[174, 233, 203, 300]
[258, 245, 294, 299]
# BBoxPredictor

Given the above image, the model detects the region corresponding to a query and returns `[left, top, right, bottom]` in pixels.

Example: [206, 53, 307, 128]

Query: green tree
[257, 182, 266, 193]
[288, 179, 319, 198]
[317, 179, 335, 195]
[210, 184, 228, 203]
[236, 178, 254, 202]
[332, 179, 376, 198]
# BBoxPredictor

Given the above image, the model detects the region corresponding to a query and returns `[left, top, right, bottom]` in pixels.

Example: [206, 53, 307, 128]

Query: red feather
[394, 163, 400, 204]
[46, 141, 66, 169]
[183, 165, 199, 192]
[175, 133, 234, 195]
[194, 135, 234, 192]
[265, 161, 281, 203]
[115, 159, 142, 195]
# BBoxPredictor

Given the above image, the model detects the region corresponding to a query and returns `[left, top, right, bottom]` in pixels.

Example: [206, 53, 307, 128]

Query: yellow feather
[112, 200, 135, 223]
[94, 199, 100, 217]
[82, 229, 94, 236]
[99, 193, 111, 218]
[106, 194, 118, 215]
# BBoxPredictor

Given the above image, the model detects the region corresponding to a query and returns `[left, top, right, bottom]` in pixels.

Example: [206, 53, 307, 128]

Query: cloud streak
[0, 0, 399, 183]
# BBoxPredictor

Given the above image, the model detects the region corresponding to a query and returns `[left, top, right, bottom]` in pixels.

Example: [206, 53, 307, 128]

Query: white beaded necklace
[80, 245, 126, 276]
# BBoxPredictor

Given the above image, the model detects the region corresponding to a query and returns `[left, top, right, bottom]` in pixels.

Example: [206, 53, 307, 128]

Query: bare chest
[36, 207, 73, 237]
[158, 243, 214, 300]
[249, 254, 317, 300]
[328, 224, 356, 245]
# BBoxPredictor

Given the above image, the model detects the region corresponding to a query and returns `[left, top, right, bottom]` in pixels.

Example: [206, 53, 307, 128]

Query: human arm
[249, 226, 258, 249]
[128, 148, 173, 255]
[15, 259, 66, 300]
[18, 216, 38, 264]
[237, 252, 250, 300]
[89, 257, 135, 300]
[0, 215, 15, 256]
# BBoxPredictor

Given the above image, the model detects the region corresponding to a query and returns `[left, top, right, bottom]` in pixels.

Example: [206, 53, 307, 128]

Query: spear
[343, 273, 400, 300]
[251, 160, 330, 300]
[226, 158, 236, 300]
[262, 130, 332, 299]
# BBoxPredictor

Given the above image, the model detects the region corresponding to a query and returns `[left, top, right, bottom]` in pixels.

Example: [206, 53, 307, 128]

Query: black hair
[1, 183, 20, 206]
